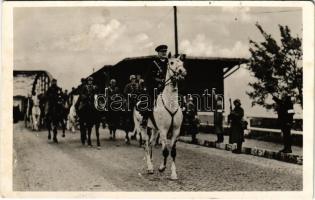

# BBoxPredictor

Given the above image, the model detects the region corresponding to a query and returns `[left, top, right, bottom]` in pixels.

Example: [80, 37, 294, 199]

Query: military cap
[87, 76, 93, 81]
[234, 99, 241, 105]
[155, 44, 168, 52]
[130, 75, 136, 80]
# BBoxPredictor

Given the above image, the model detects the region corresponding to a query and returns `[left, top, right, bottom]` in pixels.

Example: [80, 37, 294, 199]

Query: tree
[247, 23, 302, 110]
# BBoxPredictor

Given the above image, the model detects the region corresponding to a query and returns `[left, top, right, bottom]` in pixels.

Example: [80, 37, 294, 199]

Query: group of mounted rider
[25, 44, 191, 179]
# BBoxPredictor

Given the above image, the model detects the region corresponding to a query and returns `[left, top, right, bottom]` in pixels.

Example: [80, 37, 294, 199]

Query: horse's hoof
[170, 175, 178, 180]
[48, 135, 51, 140]
[62, 134, 65, 138]
[97, 146, 101, 150]
[147, 169, 154, 174]
[158, 166, 166, 173]
[53, 138, 58, 143]
[126, 141, 130, 145]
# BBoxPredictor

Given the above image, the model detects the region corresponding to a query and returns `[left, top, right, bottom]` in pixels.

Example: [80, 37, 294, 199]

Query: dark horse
[76, 93, 103, 148]
[45, 92, 67, 143]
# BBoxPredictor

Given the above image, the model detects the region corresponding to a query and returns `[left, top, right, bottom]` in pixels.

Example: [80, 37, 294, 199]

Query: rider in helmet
[75, 76, 98, 112]
[140, 44, 169, 127]
[107, 79, 120, 96]
[124, 75, 138, 97]
[46, 79, 63, 106]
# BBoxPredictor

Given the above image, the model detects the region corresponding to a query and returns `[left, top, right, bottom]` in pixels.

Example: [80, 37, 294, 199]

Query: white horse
[67, 95, 79, 133]
[132, 104, 146, 147]
[135, 54, 187, 180]
[31, 94, 41, 131]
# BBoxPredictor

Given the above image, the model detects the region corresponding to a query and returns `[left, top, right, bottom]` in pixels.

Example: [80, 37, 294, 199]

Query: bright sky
[14, 6, 302, 116]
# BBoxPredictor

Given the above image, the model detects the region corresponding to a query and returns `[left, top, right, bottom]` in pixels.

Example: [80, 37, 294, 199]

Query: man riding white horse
[136, 44, 187, 180]
[140, 44, 169, 127]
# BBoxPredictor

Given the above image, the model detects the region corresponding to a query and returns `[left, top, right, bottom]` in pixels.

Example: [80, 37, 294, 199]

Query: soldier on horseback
[45, 79, 64, 142]
[106, 78, 120, 140]
[46, 79, 63, 106]
[140, 44, 169, 127]
[75, 76, 100, 146]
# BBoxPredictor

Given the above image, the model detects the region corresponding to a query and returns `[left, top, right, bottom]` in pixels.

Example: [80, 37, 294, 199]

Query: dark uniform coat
[144, 57, 168, 101]
[273, 96, 294, 126]
[75, 84, 98, 114]
[123, 82, 139, 97]
[45, 85, 63, 114]
[229, 106, 244, 144]
[106, 85, 120, 129]
[273, 96, 294, 150]
[214, 103, 224, 135]
[185, 101, 199, 135]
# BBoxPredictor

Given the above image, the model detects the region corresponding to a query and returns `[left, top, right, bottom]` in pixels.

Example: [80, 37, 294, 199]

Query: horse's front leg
[95, 122, 101, 149]
[113, 128, 116, 140]
[47, 121, 51, 140]
[144, 128, 154, 174]
[139, 131, 143, 147]
[53, 123, 58, 143]
[158, 131, 168, 172]
[170, 137, 179, 180]
[79, 120, 86, 145]
[125, 130, 130, 145]
[62, 119, 66, 137]
[87, 123, 93, 147]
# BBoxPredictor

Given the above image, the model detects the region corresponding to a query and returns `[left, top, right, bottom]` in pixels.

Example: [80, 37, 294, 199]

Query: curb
[178, 137, 303, 165]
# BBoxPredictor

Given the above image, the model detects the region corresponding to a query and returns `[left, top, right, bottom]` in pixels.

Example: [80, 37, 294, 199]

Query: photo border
[1, 1, 314, 199]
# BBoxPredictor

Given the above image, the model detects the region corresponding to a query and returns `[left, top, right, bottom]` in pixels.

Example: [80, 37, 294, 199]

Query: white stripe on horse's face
[168, 57, 187, 81]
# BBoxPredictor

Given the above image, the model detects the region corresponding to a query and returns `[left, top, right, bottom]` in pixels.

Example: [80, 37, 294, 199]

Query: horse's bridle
[164, 62, 181, 87]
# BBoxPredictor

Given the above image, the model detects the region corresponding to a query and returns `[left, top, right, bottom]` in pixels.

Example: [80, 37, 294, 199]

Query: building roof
[72, 55, 249, 95]
[13, 70, 53, 78]
[117, 55, 248, 79]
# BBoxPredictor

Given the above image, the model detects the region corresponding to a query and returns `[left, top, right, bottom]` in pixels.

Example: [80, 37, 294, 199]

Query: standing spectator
[273, 94, 294, 153]
[185, 97, 199, 144]
[228, 99, 244, 154]
[214, 97, 224, 143]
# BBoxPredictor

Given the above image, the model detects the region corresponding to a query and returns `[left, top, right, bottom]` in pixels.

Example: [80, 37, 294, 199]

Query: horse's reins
[160, 94, 179, 136]
[153, 61, 178, 87]
[153, 60, 181, 133]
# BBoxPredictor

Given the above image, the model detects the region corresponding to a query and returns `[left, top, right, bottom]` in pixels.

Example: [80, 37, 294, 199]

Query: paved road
[13, 122, 302, 191]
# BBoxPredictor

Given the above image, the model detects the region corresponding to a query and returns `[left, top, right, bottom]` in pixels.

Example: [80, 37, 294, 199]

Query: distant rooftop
[14, 70, 53, 79]
[120, 55, 248, 63]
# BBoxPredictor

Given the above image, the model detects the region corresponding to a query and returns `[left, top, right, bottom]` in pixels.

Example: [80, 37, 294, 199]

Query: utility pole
[174, 6, 178, 55]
